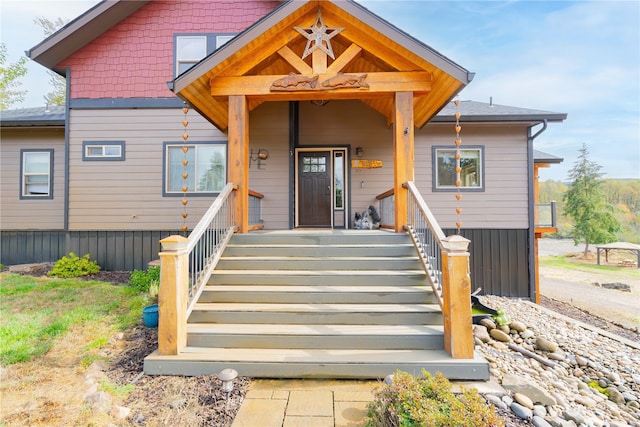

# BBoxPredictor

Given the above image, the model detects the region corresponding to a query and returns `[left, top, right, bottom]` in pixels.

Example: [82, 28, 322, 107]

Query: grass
[539, 255, 640, 281]
[0, 273, 150, 366]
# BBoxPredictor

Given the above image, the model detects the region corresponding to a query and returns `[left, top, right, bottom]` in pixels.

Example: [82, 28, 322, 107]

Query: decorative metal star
[294, 10, 344, 60]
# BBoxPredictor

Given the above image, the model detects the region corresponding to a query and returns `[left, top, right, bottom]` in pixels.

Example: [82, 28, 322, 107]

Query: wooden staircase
[144, 230, 489, 380]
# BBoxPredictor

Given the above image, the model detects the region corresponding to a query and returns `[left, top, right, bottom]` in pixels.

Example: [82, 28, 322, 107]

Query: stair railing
[375, 189, 395, 229]
[157, 182, 237, 355]
[404, 181, 474, 359]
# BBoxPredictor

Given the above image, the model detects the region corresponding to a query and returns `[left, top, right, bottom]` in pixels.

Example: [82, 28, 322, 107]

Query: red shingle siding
[60, 0, 280, 99]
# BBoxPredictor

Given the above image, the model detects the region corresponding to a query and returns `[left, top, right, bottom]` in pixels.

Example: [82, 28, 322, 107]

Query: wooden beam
[228, 95, 249, 233]
[312, 48, 327, 74]
[327, 43, 362, 74]
[277, 46, 312, 74]
[393, 91, 414, 232]
[210, 71, 433, 97]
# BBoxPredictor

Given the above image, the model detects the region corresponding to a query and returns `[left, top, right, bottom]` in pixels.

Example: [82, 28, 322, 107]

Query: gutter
[527, 119, 548, 302]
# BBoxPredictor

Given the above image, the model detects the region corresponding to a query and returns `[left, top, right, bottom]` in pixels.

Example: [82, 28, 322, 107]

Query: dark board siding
[1, 230, 180, 271]
[444, 228, 531, 299]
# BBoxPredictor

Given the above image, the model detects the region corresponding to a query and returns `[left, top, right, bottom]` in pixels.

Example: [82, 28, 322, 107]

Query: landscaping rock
[490, 328, 511, 342]
[535, 337, 559, 352]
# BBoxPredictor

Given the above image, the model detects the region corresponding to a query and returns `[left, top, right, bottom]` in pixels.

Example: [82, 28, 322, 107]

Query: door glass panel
[334, 152, 343, 209]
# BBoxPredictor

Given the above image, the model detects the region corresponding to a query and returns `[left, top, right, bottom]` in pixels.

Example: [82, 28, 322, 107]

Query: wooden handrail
[248, 189, 264, 199]
[376, 188, 394, 200]
[404, 181, 473, 359]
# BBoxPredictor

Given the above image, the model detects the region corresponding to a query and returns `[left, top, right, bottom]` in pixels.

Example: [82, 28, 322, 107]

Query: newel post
[441, 234, 474, 359]
[158, 235, 189, 355]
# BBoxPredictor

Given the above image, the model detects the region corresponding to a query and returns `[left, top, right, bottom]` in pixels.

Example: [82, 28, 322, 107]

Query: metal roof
[533, 149, 564, 164]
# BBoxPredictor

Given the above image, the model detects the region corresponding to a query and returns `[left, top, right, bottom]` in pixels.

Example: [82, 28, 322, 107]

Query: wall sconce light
[218, 368, 238, 395]
[310, 99, 330, 107]
[355, 147, 363, 157]
[250, 148, 269, 169]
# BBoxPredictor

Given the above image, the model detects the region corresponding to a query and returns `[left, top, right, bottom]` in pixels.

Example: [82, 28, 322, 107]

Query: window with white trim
[164, 142, 227, 195]
[175, 33, 236, 76]
[20, 149, 53, 198]
[433, 146, 484, 191]
[83, 141, 125, 160]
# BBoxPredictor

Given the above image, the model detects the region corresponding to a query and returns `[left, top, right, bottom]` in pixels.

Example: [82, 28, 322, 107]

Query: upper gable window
[175, 34, 236, 76]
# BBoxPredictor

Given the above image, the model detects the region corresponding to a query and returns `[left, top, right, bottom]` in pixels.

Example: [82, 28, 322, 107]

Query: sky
[1, 0, 639, 181]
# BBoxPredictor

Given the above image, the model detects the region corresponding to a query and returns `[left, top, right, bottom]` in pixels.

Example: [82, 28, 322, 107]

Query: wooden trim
[158, 235, 189, 355]
[535, 227, 557, 234]
[375, 188, 394, 200]
[228, 95, 249, 233]
[441, 251, 474, 359]
[327, 43, 362, 74]
[393, 91, 414, 232]
[248, 189, 264, 199]
[209, 72, 433, 97]
[277, 46, 313, 74]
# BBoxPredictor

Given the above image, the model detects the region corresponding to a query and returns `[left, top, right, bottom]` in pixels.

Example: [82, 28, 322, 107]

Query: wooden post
[393, 91, 414, 232]
[228, 95, 249, 233]
[158, 235, 189, 355]
[441, 235, 474, 359]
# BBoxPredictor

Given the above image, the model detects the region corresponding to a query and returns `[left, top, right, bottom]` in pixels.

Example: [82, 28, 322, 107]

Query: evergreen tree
[563, 144, 620, 256]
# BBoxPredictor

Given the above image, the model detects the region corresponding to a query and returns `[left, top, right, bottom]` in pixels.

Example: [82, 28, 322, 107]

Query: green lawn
[0, 273, 149, 366]
[539, 255, 640, 281]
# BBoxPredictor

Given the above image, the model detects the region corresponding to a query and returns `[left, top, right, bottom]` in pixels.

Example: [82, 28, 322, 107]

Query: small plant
[48, 252, 100, 278]
[366, 370, 504, 427]
[98, 378, 134, 397]
[129, 266, 160, 294]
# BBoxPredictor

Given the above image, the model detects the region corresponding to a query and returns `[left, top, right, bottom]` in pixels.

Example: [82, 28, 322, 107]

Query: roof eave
[27, 0, 150, 73]
[430, 113, 568, 123]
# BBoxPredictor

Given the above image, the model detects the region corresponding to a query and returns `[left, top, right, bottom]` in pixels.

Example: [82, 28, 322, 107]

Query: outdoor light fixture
[218, 368, 238, 394]
[355, 146, 363, 157]
[249, 148, 269, 169]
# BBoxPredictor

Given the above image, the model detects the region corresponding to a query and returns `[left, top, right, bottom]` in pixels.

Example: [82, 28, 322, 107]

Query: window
[433, 146, 484, 191]
[20, 149, 53, 198]
[334, 152, 344, 209]
[175, 33, 236, 76]
[164, 142, 227, 195]
[83, 141, 125, 161]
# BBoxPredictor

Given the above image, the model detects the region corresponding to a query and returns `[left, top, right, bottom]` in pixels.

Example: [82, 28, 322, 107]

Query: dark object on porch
[595, 242, 640, 268]
[354, 205, 381, 230]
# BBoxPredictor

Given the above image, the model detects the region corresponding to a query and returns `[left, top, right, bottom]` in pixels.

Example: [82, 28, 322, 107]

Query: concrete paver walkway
[231, 379, 379, 427]
[231, 378, 505, 427]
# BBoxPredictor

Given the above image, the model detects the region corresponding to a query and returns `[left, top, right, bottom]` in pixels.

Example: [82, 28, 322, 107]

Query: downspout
[64, 68, 71, 254]
[527, 119, 547, 301]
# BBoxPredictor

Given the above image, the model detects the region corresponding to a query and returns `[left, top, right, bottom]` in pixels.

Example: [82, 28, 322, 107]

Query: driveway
[538, 239, 640, 331]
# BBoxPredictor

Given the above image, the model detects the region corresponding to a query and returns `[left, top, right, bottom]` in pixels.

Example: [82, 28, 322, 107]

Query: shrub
[129, 266, 160, 294]
[47, 252, 100, 278]
[366, 370, 504, 427]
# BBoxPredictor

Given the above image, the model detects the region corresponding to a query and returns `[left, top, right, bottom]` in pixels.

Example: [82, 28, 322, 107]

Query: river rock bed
[475, 295, 640, 427]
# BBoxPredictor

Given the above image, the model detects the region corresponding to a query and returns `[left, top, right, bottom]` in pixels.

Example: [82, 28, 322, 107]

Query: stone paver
[335, 401, 370, 427]
[286, 390, 334, 416]
[231, 398, 286, 427]
[283, 416, 334, 427]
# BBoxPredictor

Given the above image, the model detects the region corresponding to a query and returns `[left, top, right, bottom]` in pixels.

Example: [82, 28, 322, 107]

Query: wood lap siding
[0, 129, 65, 230]
[416, 124, 529, 230]
[68, 108, 226, 230]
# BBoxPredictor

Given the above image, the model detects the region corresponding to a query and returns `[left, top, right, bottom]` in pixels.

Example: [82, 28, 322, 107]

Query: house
[1, 0, 566, 378]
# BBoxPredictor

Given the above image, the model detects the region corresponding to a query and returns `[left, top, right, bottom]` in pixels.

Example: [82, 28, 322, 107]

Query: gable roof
[27, 1, 150, 75]
[172, 0, 474, 130]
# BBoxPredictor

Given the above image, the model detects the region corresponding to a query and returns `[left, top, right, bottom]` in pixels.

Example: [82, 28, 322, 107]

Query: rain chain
[181, 106, 190, 235]
[454, 98, 463, 234]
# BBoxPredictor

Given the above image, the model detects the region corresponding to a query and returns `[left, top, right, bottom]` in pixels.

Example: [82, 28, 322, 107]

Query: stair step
[199, 285, 437, 304]
[224, 244, 416, 257]
[187, 323, 444, 349]
[144, 348, 490, 380]
[188, 303, 443, 325]
[208, 270, 428, 286]
[230, 231, 411, 245]
[217, 256, 422, 270]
